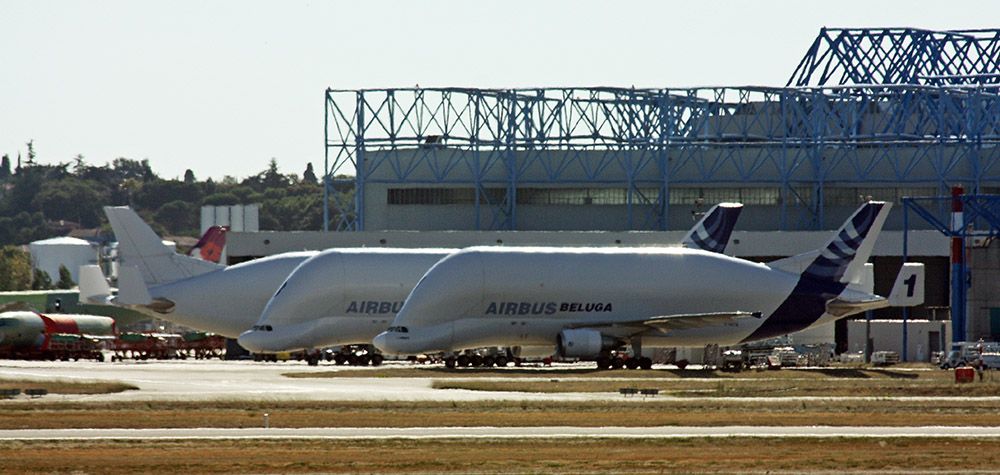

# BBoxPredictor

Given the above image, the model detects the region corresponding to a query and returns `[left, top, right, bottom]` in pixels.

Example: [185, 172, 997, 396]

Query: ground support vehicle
[111, 333, 182, 361]
[176, 332, 226, 359]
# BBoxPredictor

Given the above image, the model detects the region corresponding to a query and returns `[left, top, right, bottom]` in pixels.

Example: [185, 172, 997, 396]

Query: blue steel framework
[323, 28, 1000, 232]
[789, 27, 1000, 87]
[902, 194, 1000, 349]
[324, 84, 1000, 231]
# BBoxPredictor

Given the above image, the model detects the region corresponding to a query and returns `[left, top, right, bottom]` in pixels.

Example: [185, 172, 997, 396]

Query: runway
[1, 359, 998, 403]
[2, 425, 999, 440]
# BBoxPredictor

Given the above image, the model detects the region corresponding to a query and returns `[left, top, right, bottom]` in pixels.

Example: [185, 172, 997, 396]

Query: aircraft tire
[639, 357, 653, 370]
[595, 356, 611, 370]
[358, 354, 372, 366]
[470, 355, 483, 367]
[482, 356, 495, 367]
[610, 357, 625, 370]
[334, 354, 347, 365]
[457, 355, 471, 367]
[625, 358, 640, 370]
[371, 354, 384, 366]
[675, 359, 689, 370]
[494, 356, 508, 367]
[445, 357, 457, 369]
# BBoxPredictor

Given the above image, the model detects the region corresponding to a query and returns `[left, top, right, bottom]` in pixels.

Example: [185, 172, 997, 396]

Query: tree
[31, 268, 53, 291]
[72, 154, 86, 175]
[25, 140, 36, 166]
[0, 246, 32, 291]
[244, 158, 292, 191]
[154, 200, 197, 234]
[56, 264, 74, 289]
[303, 163, 318, 183]
[184, 169, 196, 184]
[32, 178, 108, 228]
[112, 158, 157, 182]
[0, 154, 10, 179]
[131, 179, 203, 211]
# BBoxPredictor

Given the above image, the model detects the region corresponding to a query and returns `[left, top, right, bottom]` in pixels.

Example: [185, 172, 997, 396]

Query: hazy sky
[2, 1, 998, 180]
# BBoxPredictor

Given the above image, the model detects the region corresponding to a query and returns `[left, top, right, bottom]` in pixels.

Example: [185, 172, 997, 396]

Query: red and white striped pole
[951, 186, 966, 343]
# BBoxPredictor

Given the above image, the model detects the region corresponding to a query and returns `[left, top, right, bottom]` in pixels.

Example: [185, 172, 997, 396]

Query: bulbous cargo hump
[394, 246, 777, 327]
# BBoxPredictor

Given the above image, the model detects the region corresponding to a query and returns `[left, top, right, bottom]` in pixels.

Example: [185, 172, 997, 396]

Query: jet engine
[557, 329, 619, 358]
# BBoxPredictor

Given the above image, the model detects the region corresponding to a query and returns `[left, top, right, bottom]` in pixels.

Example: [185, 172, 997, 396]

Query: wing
[571, 311, 763, 336]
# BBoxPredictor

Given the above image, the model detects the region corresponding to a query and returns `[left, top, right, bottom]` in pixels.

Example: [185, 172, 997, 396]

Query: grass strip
[2, 399, 1000, 429]
[0, 378, 137, 395]
[431, 376, 1000, 397]
[1, 438, 998, 474]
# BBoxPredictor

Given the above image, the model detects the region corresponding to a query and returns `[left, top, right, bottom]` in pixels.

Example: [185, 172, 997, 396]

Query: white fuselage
[145, 252, 317, 337]
[237, 248, 456, 353]
[374, 247, 874, 355]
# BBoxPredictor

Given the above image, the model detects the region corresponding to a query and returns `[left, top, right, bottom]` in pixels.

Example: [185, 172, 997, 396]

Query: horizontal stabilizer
[889, 263, 925, 307]
[642, 311, 762, 332]
[78, 265, 112, 304]
[826, 296, 888, 317]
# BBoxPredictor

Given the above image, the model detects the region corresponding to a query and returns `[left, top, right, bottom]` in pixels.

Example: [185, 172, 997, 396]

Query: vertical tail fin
[188, 225, 228, 263]
[803, 201, 891, 284]
[104, 206, 223, 286]
[681, 203, 743, 254]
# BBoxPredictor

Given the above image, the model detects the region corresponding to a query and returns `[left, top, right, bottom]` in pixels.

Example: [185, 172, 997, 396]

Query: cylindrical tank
[0, 311, 115, 349]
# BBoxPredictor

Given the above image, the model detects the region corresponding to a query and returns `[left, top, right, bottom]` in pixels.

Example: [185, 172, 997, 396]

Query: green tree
[32, 178, 108, 227]
[56, 264, 74, 289]
[72, 154, 86, 175]
[112, 158, 157, 182]
[25, 140, 36, 166]
[154, 200, 197, 234]
[202, 192, 240, 206]
[303, 163, 318, 183]
[0, 246, 32, 291]
[31, 268, 53, 290]
[132, 179, 203, 211]
[184, 169, 196, 184]
[0, 154, 10, 179]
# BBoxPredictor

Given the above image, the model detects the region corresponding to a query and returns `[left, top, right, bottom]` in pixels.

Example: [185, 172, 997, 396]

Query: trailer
[111, 333, 182, 361]
[177, 332, 226, 360]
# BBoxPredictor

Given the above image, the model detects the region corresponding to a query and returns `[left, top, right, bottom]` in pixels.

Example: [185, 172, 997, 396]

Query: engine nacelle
[557, 329, 618, 359]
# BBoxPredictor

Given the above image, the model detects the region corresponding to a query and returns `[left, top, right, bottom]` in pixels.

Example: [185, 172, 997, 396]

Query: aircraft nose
[237, 329, 268, 353]
[372, 332, 396, 354]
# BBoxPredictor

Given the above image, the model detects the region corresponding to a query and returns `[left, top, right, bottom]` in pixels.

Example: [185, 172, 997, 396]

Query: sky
[2, 0, 999, 180]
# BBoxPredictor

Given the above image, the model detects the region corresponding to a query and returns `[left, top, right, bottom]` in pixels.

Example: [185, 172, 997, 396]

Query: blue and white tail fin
[104, 206, 223, 286]
[681, 203, 743, 254]
[769, 202, 891, 284]
[804, 201, 890, 283]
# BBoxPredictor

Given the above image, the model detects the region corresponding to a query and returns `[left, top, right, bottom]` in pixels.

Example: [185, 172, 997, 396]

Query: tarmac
[2, 426, 999, 440]
[2, 359, 998, 403]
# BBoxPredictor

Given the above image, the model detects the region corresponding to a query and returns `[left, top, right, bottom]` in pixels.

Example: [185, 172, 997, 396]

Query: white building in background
[846, 319, 951, 363]
[200, 204, 260, 233]
[28, 236, 98, 283]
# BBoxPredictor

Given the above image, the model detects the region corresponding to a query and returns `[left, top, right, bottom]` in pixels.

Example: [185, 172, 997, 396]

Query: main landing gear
[595, 354, 653, 370]
[443, 352, 511, 369]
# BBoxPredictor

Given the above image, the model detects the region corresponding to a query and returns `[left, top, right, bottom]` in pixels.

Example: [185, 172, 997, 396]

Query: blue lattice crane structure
[789, 27, 1000, 87]
[323, 28, 1000, 233]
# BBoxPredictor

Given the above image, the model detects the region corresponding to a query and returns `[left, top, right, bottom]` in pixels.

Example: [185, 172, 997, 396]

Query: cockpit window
[251, 325, 274, 332]
[387, 326, 408, 333]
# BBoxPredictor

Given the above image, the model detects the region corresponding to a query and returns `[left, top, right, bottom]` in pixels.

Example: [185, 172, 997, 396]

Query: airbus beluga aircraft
[373, 202, 924, 369]
[82, 206, 320, 338]
[237, 203, 745, 359]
